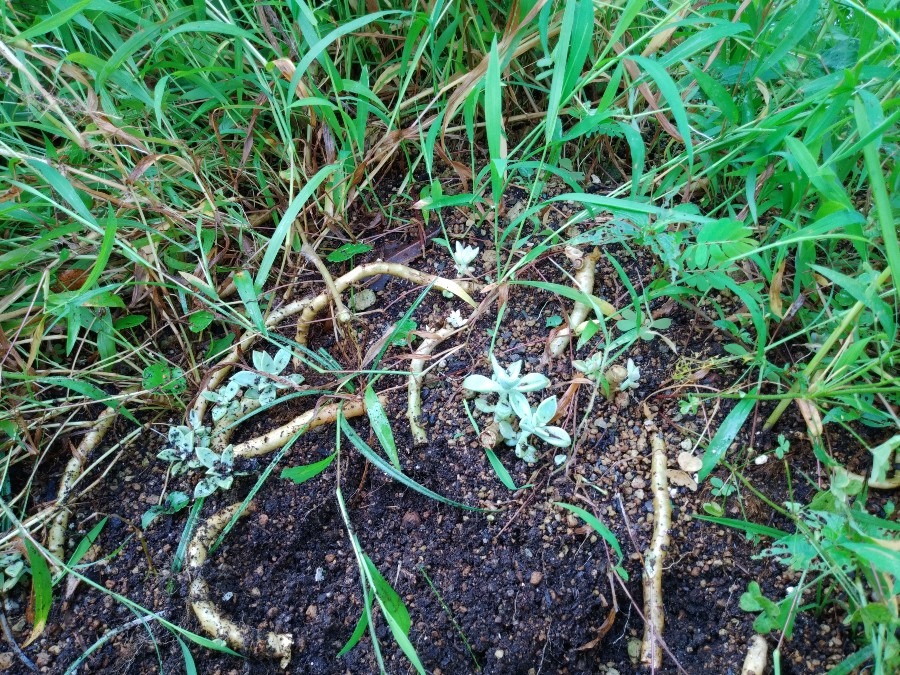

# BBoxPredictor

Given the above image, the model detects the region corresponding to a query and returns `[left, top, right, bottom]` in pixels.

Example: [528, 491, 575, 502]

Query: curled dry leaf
[677, 451, 703, 473]
[666, 469, 698, 492]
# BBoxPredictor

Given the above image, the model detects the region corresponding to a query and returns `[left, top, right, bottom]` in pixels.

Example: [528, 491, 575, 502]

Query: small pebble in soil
[495, 649, 505, 659]
[402, 511, 421, 529]
[530, 571, 543, 585]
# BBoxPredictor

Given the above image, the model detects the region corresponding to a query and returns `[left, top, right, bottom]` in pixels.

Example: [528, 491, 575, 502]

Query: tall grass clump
[0, 0, 896, 672]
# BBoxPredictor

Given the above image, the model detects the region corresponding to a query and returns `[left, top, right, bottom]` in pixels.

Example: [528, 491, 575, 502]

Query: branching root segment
[187, 502, 293, 667]
[47, 406, 118, 561]
[230, 395, 379, 458]
[547, 248, 603, 358]
[295, 262, 477, 349]
[740, 635, 768, 675]
[407, 326, 457, 445]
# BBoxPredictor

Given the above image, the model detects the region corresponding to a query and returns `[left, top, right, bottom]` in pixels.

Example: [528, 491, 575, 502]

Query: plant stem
[763, 267, 892, 430]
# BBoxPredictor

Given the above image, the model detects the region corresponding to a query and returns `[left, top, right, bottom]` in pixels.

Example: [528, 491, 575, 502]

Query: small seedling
[572, 353, 606, 381]
[620, 358, 640, 391]
[192, 443, 245, 499]
[141, 491, 190, 529]
[616, 307, 672, 342]
[157, 411, 210, 476]
[505, 394, 571, 463]
[679, 394, 700, 416]
[451, 242, 480, 277]
[463, 354, 550, 425]
[143, 361, 187, 397]
[233, 347, 305, 407]
[447, 310, 465, 328]
[774, 434, 790, 459]
[1, 550, 26, 593]
[203, 346, 305, 422]
[463, 356, 570, 463]
[710, 476, 736, 497]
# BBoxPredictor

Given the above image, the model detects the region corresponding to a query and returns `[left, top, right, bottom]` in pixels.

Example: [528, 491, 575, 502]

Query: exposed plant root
[192, 297, 312, 421]
[46, 405, 117, 561]
[294, 262, 478, 350]
[843, 470, 900, 491]
[186, 502, 293, 667]
[740, 635, 768, 675]
[0, 603, 36, 672]
[230, 394, 382, 458]
[547, 248, 602, 358]
[301, 243, 351, 327]
[407, 326, 458, 445]
[479, 421, 502, 449]
[210, 396, 262, 452]
[641, 434, 672, 669]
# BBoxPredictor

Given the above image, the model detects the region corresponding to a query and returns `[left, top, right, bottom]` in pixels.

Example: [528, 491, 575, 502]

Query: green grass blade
[281, 453, 337, 485]
[24, 539, 53, 644]
[555, 502, 623, 561]
[630, 55, 693, 167]
[364, 385, 401, 471]
[339, 416, 477, 510]
[698, 389, 758, 482]
[254, 163, 340, 290]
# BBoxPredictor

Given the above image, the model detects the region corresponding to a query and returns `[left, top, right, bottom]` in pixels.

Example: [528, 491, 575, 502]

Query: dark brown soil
[2, 191, 869, 675]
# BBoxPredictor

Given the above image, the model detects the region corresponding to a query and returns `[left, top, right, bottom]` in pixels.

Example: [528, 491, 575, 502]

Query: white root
[294, 262, 478, 350]
[301, 243, 351, 326]
[187, 502, 293, 667]
[407, 326, 457, 445]
[547, 248, 603, 358]
[210, 396, 262, 452]
[641, 434, 672, 669]
[230, 394, 383, 458]
[47, 406, 118, 562]
[740, 635, 768, 675]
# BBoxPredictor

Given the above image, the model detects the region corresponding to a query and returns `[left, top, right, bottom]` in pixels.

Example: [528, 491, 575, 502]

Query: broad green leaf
[337, 602, 370, 657]
[24, 540, 52, 647]
[364, 553, 410, 634]
[188, 311, 214, 333]
[630, 55, 693, 166]
[17, 0, 95, 39]
[839, 540, 900, 580]
[280, 453, 336, 485]
[327, 243, 373, 263]
[65, 517, 108, 573]
[176, 635, 198, 675]
[233, 270, 264, 330]
[484, 448, 528, 491]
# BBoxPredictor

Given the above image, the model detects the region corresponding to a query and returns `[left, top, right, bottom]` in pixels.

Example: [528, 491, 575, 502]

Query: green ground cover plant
[0, 0, 896, 672]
